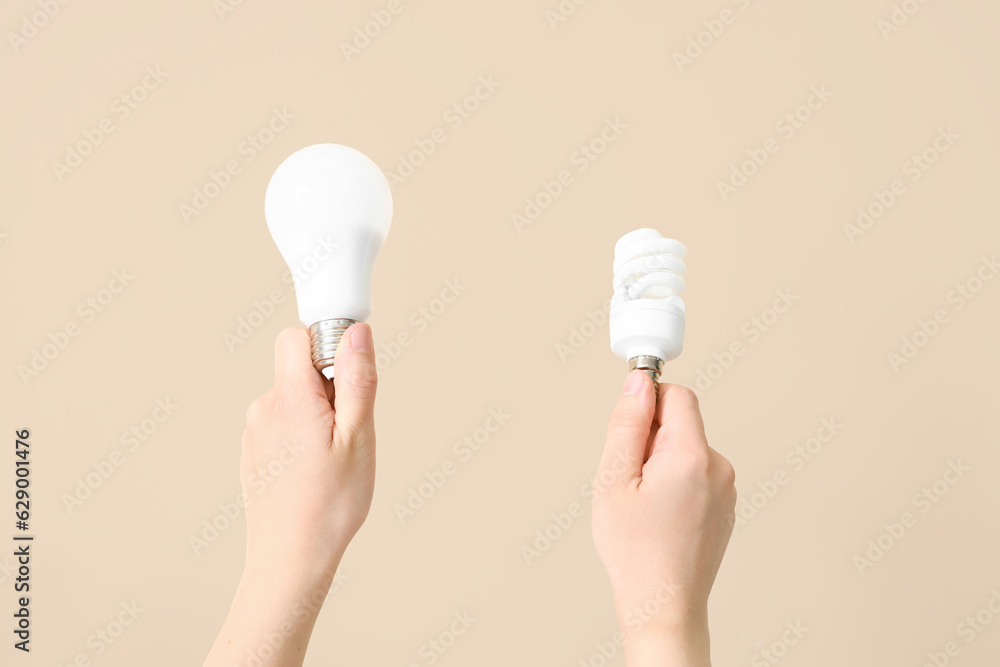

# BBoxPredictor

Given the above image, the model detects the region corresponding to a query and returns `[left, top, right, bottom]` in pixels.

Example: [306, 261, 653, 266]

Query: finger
[648, 383, 708, 459]
[273, 327, 328, 402]
[598, 370, 656, 487]
[332, 323, 378, 444]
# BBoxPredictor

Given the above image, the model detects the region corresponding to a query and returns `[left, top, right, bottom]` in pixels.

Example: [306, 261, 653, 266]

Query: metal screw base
[309, 319, 357, 377]
[629, 355, 664, 400]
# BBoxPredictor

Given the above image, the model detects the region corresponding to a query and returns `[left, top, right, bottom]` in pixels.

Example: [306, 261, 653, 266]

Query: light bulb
[609, 228, 687, 393]
[264, 143, 393, 379]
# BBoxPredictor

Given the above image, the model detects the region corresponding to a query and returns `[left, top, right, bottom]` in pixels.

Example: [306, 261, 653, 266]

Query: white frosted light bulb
[609, 228, 687, 389]
[265, 144, 393, 379]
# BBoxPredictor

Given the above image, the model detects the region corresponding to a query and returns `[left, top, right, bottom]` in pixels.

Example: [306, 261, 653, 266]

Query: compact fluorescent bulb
[609, 228, 687, 390]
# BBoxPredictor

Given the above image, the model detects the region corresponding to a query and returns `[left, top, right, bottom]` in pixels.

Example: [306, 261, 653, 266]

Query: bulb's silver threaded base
[629, 355, 664, 400]
[309, 319, 357, 378]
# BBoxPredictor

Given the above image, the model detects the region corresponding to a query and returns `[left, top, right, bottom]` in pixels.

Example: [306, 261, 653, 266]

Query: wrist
[609, 575, 708, 637]
[241, 550, 343, 609]
[244, 532, 348, 592]
[617, 602, 709, 639]
[621, 622, 711, 667]
[205, 561, 342, 667]
[625, 628, 712, 667]
[614, 587, 711, 667]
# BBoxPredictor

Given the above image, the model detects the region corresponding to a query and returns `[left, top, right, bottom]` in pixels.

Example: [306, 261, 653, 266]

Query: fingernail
[623, 371, 644, 396]
[351, 325, 372, 353]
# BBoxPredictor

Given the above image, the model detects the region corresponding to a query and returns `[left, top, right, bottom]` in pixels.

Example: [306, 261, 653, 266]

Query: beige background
[2, 0, 999, 664]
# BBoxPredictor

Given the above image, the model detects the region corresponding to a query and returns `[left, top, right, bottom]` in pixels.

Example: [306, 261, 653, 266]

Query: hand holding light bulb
[595, 229, 736, 667]
[205, 145, 389, 667]
[204, 324, 379, 667]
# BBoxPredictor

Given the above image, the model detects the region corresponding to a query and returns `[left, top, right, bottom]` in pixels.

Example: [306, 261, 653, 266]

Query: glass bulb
[264, 143, 393, 378]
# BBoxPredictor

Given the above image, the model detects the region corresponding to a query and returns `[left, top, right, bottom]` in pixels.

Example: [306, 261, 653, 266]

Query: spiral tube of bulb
[609, 229, 688, 376]
[612, 231, 687, 308]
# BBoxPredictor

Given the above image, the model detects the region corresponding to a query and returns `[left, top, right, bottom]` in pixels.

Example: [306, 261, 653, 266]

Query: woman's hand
[592, 371, 736, 667]
[205, 323, 378, 667]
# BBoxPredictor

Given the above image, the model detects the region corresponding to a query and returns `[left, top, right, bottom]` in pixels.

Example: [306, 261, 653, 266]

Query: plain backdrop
[2, 0, 999, 665]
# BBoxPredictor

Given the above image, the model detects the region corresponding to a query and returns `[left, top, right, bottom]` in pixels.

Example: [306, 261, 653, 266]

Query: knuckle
[717, 454, 736, 486]
[683, 447, 712, 476]
[244, 397, 268, 429]
[275, 326, 305, 349]
[270, 393, 302, 418]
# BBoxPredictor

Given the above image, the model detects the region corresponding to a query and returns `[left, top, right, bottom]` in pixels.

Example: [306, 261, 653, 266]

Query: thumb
[598, 370, 655, 488]
[332, 323, 378, 445]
